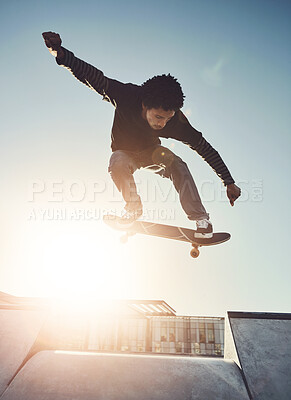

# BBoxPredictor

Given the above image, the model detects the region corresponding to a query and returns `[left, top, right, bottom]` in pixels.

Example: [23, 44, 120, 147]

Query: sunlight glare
[41, 224, 126, 299]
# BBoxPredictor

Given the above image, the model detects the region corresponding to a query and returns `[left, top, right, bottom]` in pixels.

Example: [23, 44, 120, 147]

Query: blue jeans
[108, 145, 209, 221]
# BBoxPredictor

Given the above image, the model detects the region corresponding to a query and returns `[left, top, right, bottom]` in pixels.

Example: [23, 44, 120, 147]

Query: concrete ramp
[1, 295, 290, 400]
[225, 312, 291, 400]
[0, 351, 249, 400]
[0, 309, 45, 397]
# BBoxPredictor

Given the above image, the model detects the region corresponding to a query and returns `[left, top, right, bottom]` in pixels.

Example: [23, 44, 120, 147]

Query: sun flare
[40, 223, 127, 300]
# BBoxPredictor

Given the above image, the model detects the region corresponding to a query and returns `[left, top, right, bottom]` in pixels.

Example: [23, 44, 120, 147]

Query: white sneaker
[195, 219, 213, 238]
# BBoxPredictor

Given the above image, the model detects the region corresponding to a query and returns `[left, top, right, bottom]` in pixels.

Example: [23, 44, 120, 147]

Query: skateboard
[103, 215, 230, 258]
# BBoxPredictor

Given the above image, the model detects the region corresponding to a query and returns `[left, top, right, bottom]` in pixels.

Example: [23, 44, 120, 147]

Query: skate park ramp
[0, 351, 248, 400]
[224, 311, 291, 400]
[0, 291, 290, 399]
[0, 308, 45, 396]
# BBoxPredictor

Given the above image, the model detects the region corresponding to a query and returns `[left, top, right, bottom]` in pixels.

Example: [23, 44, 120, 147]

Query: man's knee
[108, 151, 135, 176]
[152, 146, 180, 168]
[163, 156, 190, 181]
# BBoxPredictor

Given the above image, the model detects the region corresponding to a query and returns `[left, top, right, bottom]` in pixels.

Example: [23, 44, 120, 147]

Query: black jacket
[56, 48, 235, 185]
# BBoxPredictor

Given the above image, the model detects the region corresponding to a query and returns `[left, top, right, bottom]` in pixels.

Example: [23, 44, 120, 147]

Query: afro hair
[141, 74, 185, 111]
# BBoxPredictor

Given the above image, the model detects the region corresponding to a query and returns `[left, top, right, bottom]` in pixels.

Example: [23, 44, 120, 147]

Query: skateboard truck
[121, 229, 200, 258]
[121, 232, 200, 258]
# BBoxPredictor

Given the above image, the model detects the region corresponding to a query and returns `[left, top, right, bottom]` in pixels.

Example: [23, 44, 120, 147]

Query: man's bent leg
[152, 147, 209, 221]
[108, 151, 142, 213]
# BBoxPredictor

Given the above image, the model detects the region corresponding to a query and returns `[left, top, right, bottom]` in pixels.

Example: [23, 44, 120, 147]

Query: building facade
[0, 293, 225, 357]
[51, 300, 225, 357]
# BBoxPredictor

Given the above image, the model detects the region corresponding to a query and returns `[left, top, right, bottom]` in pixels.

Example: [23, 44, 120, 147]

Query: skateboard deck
[103, 215, 230, 258]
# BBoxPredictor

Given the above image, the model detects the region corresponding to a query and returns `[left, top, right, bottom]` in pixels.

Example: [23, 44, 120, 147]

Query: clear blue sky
[0, 0, 290, 316]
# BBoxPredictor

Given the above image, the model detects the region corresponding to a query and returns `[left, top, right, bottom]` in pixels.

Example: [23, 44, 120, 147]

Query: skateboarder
[42, 31, 241, 238]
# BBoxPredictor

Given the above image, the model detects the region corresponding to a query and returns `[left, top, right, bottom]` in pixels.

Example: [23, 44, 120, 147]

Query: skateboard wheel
[190, 247, 200, 258]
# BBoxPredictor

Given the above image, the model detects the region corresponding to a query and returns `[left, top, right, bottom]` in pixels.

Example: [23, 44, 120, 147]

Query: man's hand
[42, 31, 64, 59]
[227, 183, 241, 206]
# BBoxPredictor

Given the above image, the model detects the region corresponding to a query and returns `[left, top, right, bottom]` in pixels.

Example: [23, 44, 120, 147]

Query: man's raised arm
[42, 31, 117, 104]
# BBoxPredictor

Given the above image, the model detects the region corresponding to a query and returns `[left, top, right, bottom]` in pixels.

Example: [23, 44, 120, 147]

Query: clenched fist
[42, 31, 64, 59]
[227, 183, 241, 206]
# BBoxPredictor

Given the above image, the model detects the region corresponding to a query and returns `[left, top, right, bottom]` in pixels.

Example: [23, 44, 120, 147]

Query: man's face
[142, 105, 175, 130]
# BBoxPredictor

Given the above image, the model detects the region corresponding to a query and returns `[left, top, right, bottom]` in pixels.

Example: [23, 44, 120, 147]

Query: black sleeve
[162, 111, 235, 186]
[194, 136, 235, 186]
[55, 47, 129, 107]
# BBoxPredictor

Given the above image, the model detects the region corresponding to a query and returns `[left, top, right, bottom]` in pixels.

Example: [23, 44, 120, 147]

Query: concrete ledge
[225, 311, 291, 400]
[1, 351, 249, 400]
[0, 309, 45, 396]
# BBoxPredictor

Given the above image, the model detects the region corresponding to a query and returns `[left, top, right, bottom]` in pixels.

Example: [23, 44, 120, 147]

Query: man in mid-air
[42, 31, 241, 238]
